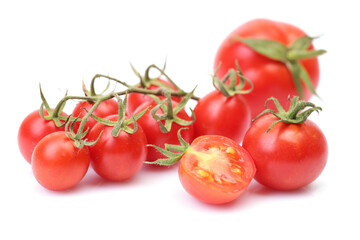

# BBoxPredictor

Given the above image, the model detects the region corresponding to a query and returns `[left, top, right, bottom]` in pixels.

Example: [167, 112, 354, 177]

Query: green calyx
[148, 88, 196, 133]
[39, 84, 70, 127]
[146, 128, 190, 166]
[131, 63, 183, 93]
[213, 61, 253, 97]
[87, 93, 149, 137]
[254, 96, 322, 132]
[234, 35, 326, 99]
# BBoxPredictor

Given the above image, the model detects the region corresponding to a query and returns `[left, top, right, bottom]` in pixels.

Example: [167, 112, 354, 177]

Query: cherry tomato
[87, 115, 147, 181]
[18, 109, 67, 163]
[31, 131, 90, 191]
[72, 98, 118, 134]
[194, 90, 251, 143]
[134, 100, 194, 163]
[127, 79, 181, 113]
[179, 135, 256, 204]
[242, 114, 328, 190]
[214, 19, 320, 118]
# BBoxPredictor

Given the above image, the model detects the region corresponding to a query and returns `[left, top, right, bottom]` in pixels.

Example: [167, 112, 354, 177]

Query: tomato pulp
[179, 135, 256, 204]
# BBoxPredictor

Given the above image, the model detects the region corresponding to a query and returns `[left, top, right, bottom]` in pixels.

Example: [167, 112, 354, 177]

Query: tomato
[31, 131, 90, 191]
[214, 19, 321, 118]
[18, 109, 67, 163]
[194, 90, 251, 143]
[179, 135, 256, 204]
[134, 100, 194, 163]
[87, 115, 147, 181]
[72, 98, 118, 134]
[242, 114, 328, 190]
[127, 79, 181, 113]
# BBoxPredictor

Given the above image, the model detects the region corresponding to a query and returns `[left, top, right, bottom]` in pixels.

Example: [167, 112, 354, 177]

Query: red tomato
[179, 135, 256, 204]
[31, 131, 90, 191]
[72, 98, 118, 134]
[18, 109, 67, 163]
[134, 100, 194, 163]
[127, 79, 181, 113]
[242, 114, 328, 190]
[214, 19, 320, 118]
[87, 115, 147, 181]
[194, 90, 251, 143]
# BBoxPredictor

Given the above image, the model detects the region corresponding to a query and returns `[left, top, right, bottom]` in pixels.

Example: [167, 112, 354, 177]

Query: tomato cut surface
[179, 135, 256, 204]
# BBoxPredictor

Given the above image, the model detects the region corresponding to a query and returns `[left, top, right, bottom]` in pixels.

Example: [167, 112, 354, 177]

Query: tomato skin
[214, 19, 320, 118]
[18, 109, 67, 164]
[134, 101, 194, 163]
[87, 115, 147, 181]
[31, 132, 90, 191]
[72, 98, 118, 134]
[179, 135, 256, 204]
[242, 114, 328, 190]
[127, 79, 181, 113]
[194, 90, 251, 143]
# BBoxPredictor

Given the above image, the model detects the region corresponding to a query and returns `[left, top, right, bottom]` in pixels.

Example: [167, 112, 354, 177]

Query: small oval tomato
[214, 19, 321, 118]
[87, 115, 147, 181]
[134, 100, 194, 163]
[72, 98, 118, 134]
[18, 109, 67, 163]
[31, 132, 90, 191]
[194, 90, 251, 143]
[242, 114, 328, 190]
[179, 135, 256, 204]
[127, 79, 182, 114]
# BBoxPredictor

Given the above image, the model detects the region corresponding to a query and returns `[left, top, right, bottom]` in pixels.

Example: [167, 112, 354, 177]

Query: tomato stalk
[254, 96, 322, 132]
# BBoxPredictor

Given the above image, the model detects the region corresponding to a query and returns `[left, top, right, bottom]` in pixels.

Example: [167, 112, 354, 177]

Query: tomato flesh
[179, 135, 256, 204]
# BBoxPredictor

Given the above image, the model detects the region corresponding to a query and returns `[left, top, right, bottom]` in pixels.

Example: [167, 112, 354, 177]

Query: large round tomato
[179, 135, 256, 204]
[242, 114, 328, 190]
[127, 79, 181, 114]
[31, 131, 90, 191]
[18, 109, 67, 164]
[194, 90, 251, 143]
[72, 98, 118, 134]
[87, 115, 147, 181]
[134, 100, 194, 163]
[214, 19, 320, 118]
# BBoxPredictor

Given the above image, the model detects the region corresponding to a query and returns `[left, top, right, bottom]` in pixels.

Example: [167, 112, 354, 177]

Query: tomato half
[31, 132, 90, 191]
[242, 114, 328, 190]
[72, 98, 118, 134]
[194, 90, 251, 143]
[87, 115, 147, 181]
[127, 79, 181, 114]
[179, 135, 256, 204]
[214, 19, 320, 118]
[134, 100, 194, 163]
[18, 109, 67, 163]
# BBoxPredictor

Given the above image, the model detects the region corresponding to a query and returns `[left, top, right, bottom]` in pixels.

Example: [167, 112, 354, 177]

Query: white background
[1, 1, 359, 239]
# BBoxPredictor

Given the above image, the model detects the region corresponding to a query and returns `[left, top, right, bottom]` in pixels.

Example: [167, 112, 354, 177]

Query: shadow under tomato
[247, 180, 321, 197]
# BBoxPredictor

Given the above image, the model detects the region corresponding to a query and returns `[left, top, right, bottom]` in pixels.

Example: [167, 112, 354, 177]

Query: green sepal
[235, 37, 288, 62]
[212, 61, 253, 97]
[235, 35, 326, 99]
[148, 88, 196, 133]
[145, 128, 190, 166]
[254, 96, 322, 132]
